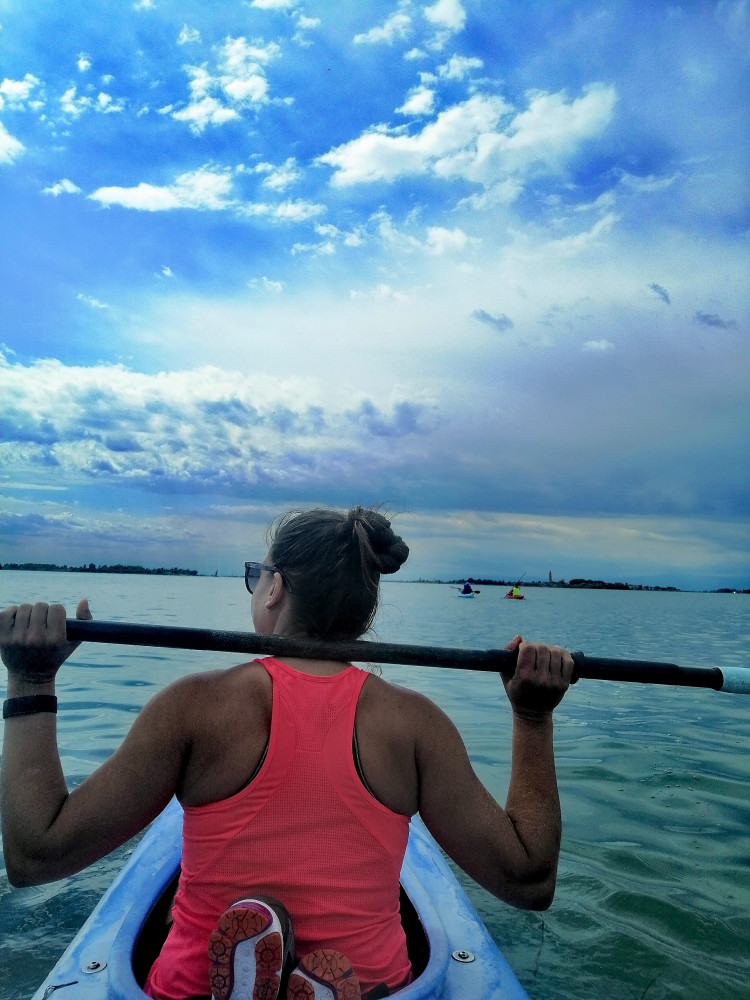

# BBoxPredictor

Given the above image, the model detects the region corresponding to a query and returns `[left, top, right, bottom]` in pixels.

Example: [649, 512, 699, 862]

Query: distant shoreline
[0, 563, 198, 576]
[413, 578, 749, 595]
[1, 564, 745, 594]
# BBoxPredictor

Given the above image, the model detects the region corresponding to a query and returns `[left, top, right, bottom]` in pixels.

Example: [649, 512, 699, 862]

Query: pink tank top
[145, 657, 412, 998]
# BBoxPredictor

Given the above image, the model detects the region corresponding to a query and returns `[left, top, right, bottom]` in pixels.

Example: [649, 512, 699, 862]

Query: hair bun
[372, 536, 409, 575]
[347, 507, 409, 575]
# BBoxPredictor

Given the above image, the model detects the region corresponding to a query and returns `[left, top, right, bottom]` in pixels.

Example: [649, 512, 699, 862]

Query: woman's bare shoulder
[154, 660, 270, 712]
[359, 672, 454, 729]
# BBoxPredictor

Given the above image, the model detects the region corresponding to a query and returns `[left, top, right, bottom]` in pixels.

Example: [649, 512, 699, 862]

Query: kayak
[31, 797, 530, 1000]
[504, 594, 524, 600]
[458, 592, 476, 598]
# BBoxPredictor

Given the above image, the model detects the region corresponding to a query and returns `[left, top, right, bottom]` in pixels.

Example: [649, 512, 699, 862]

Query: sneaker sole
[287, 950, 361, 1000]
[208, 900, 284, 1000]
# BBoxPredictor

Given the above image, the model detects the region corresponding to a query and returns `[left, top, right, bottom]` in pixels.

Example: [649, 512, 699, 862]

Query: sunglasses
[244, 561, 292, 594]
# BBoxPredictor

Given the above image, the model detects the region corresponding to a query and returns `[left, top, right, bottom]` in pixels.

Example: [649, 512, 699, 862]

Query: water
[1, 574, 749, 1000]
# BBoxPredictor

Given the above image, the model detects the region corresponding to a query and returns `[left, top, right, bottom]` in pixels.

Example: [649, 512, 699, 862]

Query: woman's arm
[1, 601, 193, 886]
[415, 639, 573, 910]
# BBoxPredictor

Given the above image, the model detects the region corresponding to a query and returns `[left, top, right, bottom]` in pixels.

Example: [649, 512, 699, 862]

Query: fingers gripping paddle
[65, 619, 750, 694]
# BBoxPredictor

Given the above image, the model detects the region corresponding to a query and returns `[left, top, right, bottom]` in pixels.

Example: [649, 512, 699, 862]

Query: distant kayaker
[460, 581, 473, 594]
[1, 505, 573, 1000]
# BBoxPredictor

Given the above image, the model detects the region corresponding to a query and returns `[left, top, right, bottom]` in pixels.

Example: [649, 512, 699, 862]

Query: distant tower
[549, 570, 553, 584]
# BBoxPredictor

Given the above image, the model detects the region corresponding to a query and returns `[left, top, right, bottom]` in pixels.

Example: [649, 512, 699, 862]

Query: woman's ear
[265, 572, 287, 609]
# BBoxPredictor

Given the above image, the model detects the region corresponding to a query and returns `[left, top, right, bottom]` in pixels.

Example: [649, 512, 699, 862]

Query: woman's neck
[279, 656, 352, 676]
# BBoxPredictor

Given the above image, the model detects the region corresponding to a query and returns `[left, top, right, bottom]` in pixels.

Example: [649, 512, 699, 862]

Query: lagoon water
[0, 573, 748, 1000]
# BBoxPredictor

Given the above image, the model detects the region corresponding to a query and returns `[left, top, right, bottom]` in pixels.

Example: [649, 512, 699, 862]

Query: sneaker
[287, 950, 361, 1000]
[208, 896, 295, 1000]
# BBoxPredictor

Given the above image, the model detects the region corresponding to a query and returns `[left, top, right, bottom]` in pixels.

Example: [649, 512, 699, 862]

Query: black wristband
[3, 695, 58, 719]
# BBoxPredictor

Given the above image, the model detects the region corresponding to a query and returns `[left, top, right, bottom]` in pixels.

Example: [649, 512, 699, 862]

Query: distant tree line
[444, 578, 682, 590]
[433, 578, 746, 593]
[565, 578, 680, 591]
[1, 562, 198, 576]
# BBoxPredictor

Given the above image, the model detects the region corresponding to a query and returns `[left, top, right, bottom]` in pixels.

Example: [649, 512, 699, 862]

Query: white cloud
[42, 178, 82, 196]
[291, 239, 336, 255]
[716, 0, 750, 47]
[319, 84, 616, 204]
[289, 222, 366, 252]
[97, 92, 125, 113]
[573, 190, 617, 214]
[77, 52, 91, 72]
[423, 0, 466, 49]
[617, 170, 680, 193]
[1, 74, 40, 106]
[397, 86, 435, 116]
[172, 37, 279, 133]
[178, 25, 201, 45]
[354, 12, 412, 45]
[424, 0, 466, 31]
[438, 54, 483, 79]
[77, 293, 109, 310]
[57, 83, 126, 117]
[373, 211, 424, 253]
[248, 276, 285, 292]
[350, 283, 410, 302]
[242, 199, 325, 222]
[371, 211, 471, 256]
[294, 14, 321, 33]
[176, 95, 237, 130]
[0, 121, 24, 164]
[544, 212, 620, 257]
[173, 95, 239, 132]
[0, 356, 435, 498]
[318, 93, 509, 186]
[251, 0, 296, 7]
[90, 166, 235, 212]
[582, 339, 614, 351]
[60, 85, 92, 117]
[440, 85, 618, 189]
[424, 226, 470, 254]
[343, 231, 365, 247]
[260, 157, 300, 191]
[271, 199, 324, 221]
[221, 36, 278, 101]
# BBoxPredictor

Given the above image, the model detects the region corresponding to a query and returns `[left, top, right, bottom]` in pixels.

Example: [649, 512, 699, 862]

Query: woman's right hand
[501, 637, 573, 721]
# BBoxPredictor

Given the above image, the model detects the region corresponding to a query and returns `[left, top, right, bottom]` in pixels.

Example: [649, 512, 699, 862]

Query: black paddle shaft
[65, 619, 725, 690]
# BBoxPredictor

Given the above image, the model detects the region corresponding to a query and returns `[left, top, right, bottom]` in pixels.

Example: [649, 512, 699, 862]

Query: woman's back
[146, 656, 414, 998]
[169, 658, 423, 816]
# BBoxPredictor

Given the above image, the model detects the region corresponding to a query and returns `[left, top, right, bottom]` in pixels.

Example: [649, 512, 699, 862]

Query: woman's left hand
[0, 599, 92, 683]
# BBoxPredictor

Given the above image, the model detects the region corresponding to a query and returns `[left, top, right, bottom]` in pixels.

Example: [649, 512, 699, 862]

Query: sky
[0, 0, 748, 590]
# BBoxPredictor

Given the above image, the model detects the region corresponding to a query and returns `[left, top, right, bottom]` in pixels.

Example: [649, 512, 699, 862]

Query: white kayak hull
[31, 798, 530, 999]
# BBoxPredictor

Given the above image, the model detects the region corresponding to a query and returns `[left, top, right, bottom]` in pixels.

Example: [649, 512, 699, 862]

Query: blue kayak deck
[32, 798, 529, 999]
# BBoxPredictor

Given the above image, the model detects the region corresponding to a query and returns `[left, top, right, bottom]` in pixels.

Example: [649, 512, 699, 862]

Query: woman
[1, 506, 573, 1000]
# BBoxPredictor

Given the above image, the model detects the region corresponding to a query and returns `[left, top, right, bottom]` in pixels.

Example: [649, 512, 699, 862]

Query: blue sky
[1, 0, 748, 589]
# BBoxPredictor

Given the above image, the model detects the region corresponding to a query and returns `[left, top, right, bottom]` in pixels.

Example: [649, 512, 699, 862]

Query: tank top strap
[260, 657, 367, 755]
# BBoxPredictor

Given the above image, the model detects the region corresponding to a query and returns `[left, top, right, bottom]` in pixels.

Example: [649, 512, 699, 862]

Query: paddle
[65, 619, 750, 694]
